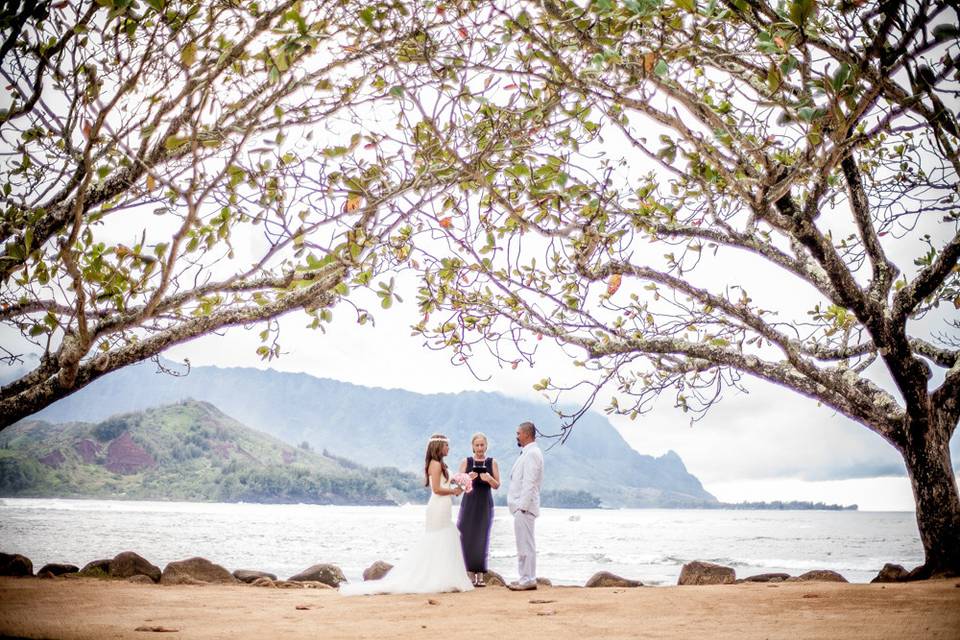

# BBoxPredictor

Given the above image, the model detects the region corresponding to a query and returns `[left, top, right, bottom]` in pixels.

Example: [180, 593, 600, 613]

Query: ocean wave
[0, 500, 923, 584]
[649, 554, 687, 566]
[541, 551, 614, 564]
[723, 556, 900, 573]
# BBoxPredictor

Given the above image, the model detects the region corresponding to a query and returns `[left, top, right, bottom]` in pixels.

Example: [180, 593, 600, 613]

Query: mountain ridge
[0, 399, 426, 504]
[22, 359, 718, 507]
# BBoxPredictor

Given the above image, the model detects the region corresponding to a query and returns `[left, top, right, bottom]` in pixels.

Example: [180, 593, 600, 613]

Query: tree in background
[0, 0, 460, 425]
[408, 1, 960, 574]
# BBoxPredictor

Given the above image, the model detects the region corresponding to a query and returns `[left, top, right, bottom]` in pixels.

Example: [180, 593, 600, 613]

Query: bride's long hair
[424, 433, 449, 486]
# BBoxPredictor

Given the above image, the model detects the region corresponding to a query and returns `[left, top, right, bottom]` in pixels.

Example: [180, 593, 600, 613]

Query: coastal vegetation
[1, 389, 854, 510]
[0, 400, 424, 504]
[707, 500, 856, 511]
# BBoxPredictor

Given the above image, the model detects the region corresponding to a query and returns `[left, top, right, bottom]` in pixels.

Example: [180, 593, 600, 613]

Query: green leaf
[788, 0, 816, 28]
[781, 55, 799, 75]
[831, 63, 851, 92]
[389, 85, 404, 98]
[653, 59, 668, 78]
[797, 106, 818, 122]
[932, 24, 960, 41]
[767, 65, 781, 92]
[674, 0, 696, 11]
[164, 135, 188, 151]
[359, 7, 375, 26]
[181, 42, 197, 67]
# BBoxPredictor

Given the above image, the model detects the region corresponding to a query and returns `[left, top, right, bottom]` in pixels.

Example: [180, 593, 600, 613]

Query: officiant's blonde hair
[424, 433, 450, 486]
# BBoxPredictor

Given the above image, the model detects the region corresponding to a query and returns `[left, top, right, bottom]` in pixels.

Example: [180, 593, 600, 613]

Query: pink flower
[451, 472, 473, 493]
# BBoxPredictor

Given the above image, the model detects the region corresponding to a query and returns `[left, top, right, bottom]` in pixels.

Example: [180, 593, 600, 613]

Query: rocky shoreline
[0, 550, 919, 588]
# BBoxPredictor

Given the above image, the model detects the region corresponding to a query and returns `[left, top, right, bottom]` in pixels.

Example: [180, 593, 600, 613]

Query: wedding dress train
[339, 479, 474, 595]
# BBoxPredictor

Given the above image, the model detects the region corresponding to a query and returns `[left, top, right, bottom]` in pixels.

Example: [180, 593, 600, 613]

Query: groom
[506, 421, 544, 591]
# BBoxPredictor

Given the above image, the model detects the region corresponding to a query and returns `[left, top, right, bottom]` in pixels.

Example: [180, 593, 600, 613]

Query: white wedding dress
[340, 477, 474, 595]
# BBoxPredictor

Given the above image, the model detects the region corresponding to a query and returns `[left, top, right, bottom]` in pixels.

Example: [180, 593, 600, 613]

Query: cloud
[796, 462, 908, 482]
[613, 379, 960, 485]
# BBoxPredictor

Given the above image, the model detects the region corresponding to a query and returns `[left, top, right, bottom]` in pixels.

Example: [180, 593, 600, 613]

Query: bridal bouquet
[451, 473, 473, 494]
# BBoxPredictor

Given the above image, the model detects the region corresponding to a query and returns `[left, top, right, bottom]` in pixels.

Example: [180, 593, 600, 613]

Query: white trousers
[513, 511, 537, 584]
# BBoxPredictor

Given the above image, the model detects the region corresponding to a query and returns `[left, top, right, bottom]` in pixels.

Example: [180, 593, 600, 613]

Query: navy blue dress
[457, 456, 495, 573]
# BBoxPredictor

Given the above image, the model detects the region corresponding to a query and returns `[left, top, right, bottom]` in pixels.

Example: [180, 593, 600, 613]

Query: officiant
[456, 432, 501, 587]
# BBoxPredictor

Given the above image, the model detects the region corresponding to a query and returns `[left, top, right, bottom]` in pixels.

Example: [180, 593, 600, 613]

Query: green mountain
[21, 360, 718, 507]
[0, 400, 424, 505]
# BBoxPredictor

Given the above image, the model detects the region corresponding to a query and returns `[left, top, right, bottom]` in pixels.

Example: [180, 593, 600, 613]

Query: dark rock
[233, 569, 278, 584]
[127, 574, 155, 584]
[678, 561, 736, 585]
[585, 571, 642, 588]
[902, 563, 960, 580]
[110, 551, 161, 583]
[78, 559, 112, 578]
[288, 563, 346, 587]
[742, 573, 790, 583]
[0, 552, 33, 577]
[796, 569, 848, 583]
[161, 557, 238, 585]
[362, 561, 393, 581]
[38, 563, 79, 577]
[871, 563, 909, 583]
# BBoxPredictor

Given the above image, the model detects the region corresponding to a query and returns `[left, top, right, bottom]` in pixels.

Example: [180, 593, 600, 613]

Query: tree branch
[893, 230, 960, 324]
[0, 262, 347, 429]
[840, 153, 898, 302]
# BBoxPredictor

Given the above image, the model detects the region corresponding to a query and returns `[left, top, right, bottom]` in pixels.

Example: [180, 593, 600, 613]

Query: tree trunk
[900, 407, 960, 577]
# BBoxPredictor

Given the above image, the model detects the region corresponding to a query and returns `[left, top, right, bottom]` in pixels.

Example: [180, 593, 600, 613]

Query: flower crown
[428, 436, 449, 444]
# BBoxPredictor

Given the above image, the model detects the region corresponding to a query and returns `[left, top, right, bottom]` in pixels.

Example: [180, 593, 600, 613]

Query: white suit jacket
[507, 442, 544, 517]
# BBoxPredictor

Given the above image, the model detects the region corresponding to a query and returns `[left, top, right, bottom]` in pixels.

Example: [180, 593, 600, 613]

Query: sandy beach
[1, 576, 959, 640]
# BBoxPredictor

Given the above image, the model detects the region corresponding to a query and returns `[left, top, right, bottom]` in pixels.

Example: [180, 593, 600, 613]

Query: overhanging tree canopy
[403, 0, 960, 574]
[0, 0, 464, 425]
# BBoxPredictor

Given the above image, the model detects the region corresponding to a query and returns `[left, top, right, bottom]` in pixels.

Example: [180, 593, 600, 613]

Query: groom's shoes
[507, 580, 537, 591]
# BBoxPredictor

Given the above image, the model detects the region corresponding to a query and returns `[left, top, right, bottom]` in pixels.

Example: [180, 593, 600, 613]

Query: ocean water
[0, 498, 923, 586]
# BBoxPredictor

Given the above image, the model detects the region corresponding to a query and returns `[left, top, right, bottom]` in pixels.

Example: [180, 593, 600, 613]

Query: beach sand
[2, 576, 959, 639]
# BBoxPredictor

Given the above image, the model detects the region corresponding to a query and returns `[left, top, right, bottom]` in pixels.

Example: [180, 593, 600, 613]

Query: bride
[340, 433, 474, 595]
